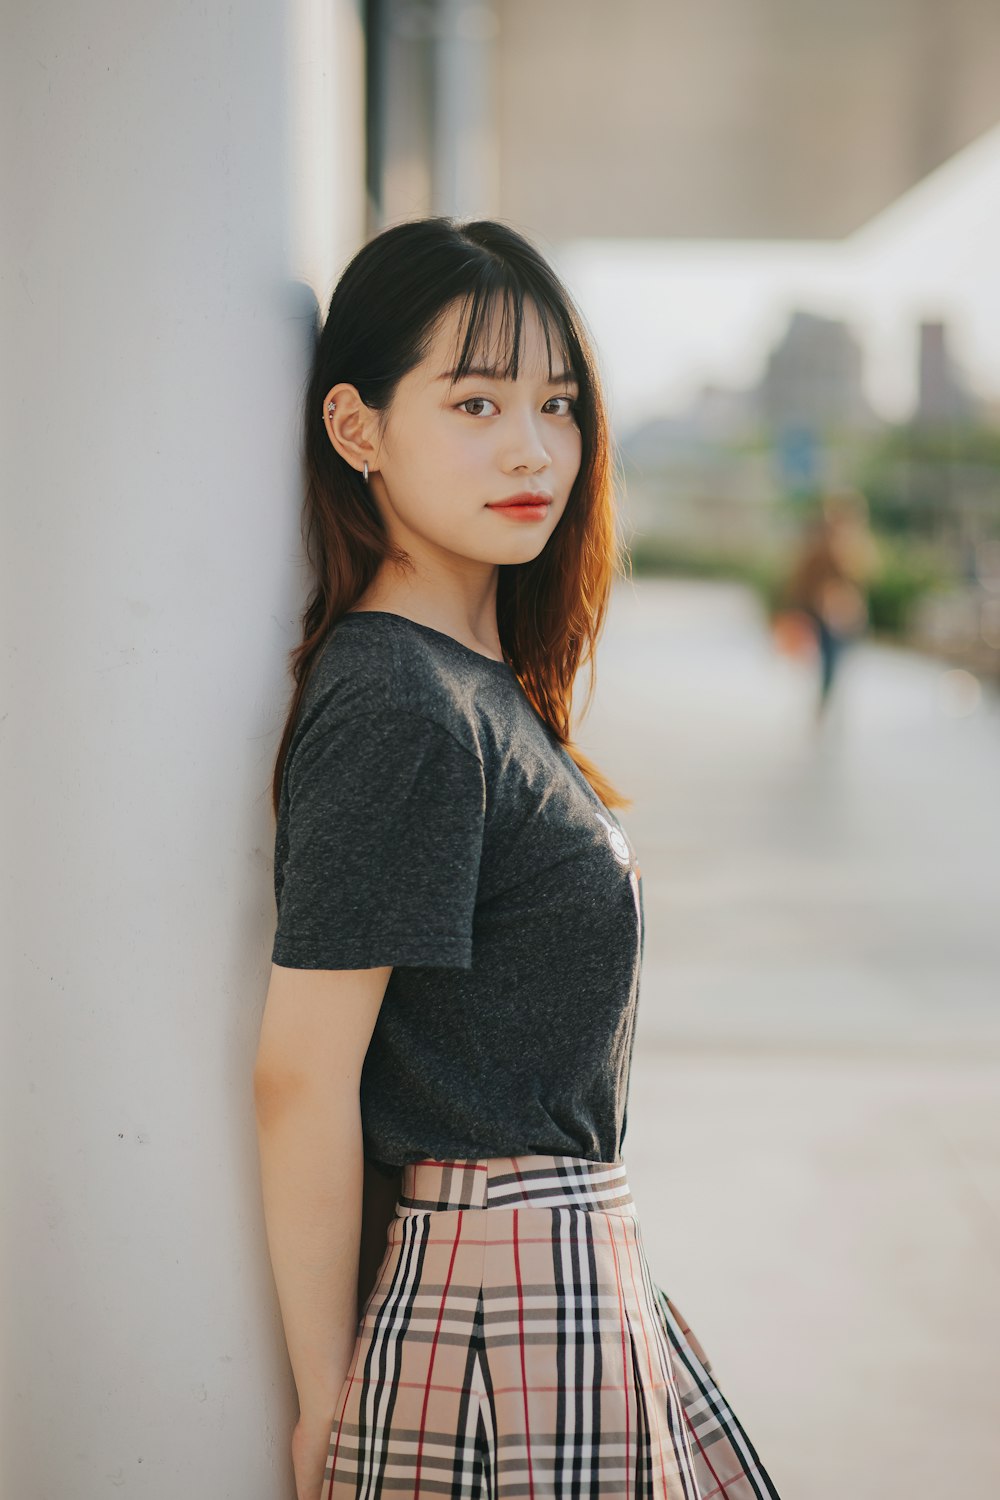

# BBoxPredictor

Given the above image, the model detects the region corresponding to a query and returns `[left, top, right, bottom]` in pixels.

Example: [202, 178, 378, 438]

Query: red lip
[487, 492, 553, 508]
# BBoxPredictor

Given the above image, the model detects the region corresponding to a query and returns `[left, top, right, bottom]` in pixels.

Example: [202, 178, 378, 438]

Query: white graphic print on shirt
[595, 811, 642, 951]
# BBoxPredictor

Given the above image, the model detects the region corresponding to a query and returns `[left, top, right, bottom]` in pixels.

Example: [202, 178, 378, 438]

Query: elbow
[252, 1062, 359, 1131]
[252, 1062, 291, 1123]
[251, 1063, 303, 1131]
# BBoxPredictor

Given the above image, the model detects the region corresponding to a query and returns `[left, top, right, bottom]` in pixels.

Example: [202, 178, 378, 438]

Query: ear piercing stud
[326, 402, 370, 483]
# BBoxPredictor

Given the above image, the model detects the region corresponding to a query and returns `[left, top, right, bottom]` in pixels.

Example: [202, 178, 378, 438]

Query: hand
[291, 1410, 335, 1500]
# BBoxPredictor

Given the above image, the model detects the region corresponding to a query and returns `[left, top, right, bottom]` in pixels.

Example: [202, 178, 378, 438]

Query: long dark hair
[271, 216, 633, 817]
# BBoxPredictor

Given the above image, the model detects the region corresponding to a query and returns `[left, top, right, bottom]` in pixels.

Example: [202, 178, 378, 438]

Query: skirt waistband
[397, 1153, 636, 1215]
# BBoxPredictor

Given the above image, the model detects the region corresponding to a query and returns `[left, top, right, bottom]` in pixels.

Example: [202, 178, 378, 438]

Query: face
[335, 297, 583, 570]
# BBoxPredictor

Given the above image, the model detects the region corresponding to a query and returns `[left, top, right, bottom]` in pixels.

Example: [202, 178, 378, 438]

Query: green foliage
[625, 532, 957, 639]
[861, 423, 1000, 466]
[854, 423, 1000, 539]
[620, 418, 998, 642]
[864, 537, 957, 633]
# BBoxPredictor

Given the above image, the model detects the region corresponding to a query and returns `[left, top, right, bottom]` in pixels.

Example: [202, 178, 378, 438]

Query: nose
[502, 406, 551, 473]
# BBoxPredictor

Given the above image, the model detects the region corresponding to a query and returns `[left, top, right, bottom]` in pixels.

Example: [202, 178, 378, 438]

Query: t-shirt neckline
[338, 610, 515, 670]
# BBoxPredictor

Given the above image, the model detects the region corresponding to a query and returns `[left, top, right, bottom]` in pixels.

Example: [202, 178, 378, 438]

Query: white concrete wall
[0, 2, 365, 1494]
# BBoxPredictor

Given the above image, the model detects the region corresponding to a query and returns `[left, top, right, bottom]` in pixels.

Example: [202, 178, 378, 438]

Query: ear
[322, 383, 380, 478]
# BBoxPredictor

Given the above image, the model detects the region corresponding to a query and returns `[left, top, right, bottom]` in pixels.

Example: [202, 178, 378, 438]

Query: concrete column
[372, 0, 500, 226]
[431, 0, 501, 218]
[0, 2, 364, 1494]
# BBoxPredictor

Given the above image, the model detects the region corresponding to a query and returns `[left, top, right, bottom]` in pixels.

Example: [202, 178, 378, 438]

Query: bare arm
[253, 961, 391, 1433]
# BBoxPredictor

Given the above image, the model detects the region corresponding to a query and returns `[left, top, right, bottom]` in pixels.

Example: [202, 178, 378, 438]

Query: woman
[254, 217, 782, 1500]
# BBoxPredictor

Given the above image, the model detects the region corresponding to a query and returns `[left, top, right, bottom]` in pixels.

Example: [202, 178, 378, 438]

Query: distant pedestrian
[781, 488, 881, 720]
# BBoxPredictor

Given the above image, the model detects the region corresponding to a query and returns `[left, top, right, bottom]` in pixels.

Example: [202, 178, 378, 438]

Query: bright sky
[552, 121, 1000, 437]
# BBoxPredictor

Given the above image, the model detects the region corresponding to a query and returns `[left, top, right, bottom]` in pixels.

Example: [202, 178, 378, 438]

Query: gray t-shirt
[271, 610, 645, 1174]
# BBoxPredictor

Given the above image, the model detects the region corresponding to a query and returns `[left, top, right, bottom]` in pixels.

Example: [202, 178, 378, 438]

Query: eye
[544, 395, 578, 416]
[456, 396, 499, 417]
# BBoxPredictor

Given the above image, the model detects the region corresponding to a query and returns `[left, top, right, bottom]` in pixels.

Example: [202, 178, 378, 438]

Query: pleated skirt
[323, 1154, 781, 1498]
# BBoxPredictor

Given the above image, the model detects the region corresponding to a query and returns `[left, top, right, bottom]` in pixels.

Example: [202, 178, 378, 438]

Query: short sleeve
[271, 705, 487, 971]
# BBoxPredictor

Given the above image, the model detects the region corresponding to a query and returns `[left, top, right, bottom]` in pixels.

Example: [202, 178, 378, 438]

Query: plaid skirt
[324, 1154, 781, 1498]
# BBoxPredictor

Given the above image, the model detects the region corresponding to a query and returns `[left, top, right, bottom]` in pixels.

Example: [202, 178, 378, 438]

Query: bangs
[442, 279, 579, 386]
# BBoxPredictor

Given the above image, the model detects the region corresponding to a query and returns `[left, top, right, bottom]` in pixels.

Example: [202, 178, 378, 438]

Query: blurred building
[755, 311, 879, 435]
[915, 319, 979, 425]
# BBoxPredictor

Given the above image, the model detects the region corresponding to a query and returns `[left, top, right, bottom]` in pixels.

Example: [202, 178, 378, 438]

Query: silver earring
[327, 402, 336, 417]
[363, 461, 369, 484]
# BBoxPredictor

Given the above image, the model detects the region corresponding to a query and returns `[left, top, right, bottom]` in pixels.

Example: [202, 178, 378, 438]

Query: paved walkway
[583, 576, 1000, 1499]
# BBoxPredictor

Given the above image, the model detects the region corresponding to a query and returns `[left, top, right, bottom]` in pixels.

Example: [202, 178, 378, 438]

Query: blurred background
[362, 0, 1000, 684]
[3, 2, 998, 1497]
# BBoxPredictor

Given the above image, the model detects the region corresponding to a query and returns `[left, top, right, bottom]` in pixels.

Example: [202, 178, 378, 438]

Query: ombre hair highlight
[271, 216, 633, 817]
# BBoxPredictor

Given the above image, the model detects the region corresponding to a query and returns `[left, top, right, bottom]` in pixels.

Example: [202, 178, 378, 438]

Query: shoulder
[290, 615, 483, 767]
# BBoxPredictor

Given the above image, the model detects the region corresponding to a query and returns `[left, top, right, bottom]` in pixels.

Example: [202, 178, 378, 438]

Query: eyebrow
[436, 365, 579, 385]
